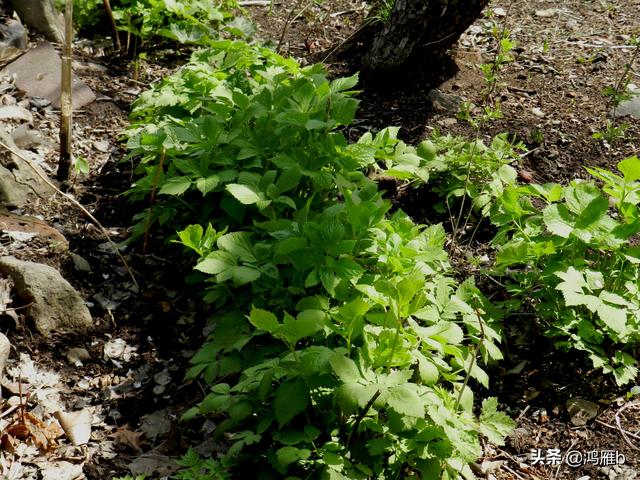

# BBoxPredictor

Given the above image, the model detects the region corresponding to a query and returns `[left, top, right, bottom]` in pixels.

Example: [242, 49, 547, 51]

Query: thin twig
[615, 401, 640, 450]
[102, 0, 122, 51]
[143, 149, 166, 254]
[347, 389, 381, 449]
[0, 140, 139, 288]
[276, 0, 307, 53]
[454, 309, 486, 411]
[595, 418, 640, 441]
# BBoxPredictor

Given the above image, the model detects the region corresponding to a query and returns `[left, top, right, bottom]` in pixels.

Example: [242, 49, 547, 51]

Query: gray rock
[9, 0, 64, 44]
[428, 89, 464, 112]
[1, 42, 96, 109]
[0, 18, 28, 50]
[0, 333, 10, 388]
[0, 125, 55, 207]
[0, 256, 93, 336]
[614, 95, 640, 119]
[69, 252, 92, 272]
[0, 105, 33, 122]
[10, 124, 50, 150]
[566, 397, 599, 426]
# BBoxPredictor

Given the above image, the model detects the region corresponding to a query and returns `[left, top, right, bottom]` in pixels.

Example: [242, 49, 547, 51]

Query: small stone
[69, 252, 92, 272]
[0, 256, 92, 335]
[613, 95, 640, 119]
[438, 117, 458, 127]
[493, 7, 506, 17]
[531, 107, 545, 118]
[566, 397, 599, 426]
[11, 124, 48, 149]
[536, 8, 558, 17]
[428, 89, 464, 113]
[93, 140, 111, 153]
[0, 105, 33, 122]
[0, 333, 10, 386]
[66, 347, 91, 366]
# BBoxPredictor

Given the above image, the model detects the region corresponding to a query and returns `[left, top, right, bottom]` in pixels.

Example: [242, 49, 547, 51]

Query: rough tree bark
[360, 0, 489, 71]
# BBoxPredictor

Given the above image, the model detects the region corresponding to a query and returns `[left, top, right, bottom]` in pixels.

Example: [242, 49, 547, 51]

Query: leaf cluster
[125, 41, 514, 479]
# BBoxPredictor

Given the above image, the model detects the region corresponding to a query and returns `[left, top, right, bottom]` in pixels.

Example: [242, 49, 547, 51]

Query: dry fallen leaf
[54, 409, 92, 446]
[111, 424, 145, 452]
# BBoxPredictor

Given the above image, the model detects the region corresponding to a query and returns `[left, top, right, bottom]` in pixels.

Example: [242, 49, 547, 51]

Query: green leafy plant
[489, 156, 640, 384]
[112, 0, 250, 48]
[125, 41, 514, 478]
[173, 449, 232, 480]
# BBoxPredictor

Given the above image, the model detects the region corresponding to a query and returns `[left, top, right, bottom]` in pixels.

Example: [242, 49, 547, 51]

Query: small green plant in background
[173, 449, 232, 480]
[112, 0, 251, 48]
[593, 35, 640, 151]
[488, 156, 640, 385]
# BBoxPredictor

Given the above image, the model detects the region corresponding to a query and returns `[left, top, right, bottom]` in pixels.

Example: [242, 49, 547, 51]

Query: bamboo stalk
[57, 0, 73, 181]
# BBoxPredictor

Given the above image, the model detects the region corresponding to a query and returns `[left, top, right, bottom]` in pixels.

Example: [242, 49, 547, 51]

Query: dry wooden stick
[58, 0, 73, 181]
[102, 0, 122, 51]
[0, 139, 139, 288]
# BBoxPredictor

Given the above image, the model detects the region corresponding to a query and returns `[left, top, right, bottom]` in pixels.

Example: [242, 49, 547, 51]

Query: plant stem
[57, 0, 74, 182]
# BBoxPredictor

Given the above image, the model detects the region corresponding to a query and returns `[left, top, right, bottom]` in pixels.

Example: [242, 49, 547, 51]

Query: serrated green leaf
[385, 384, 425, 417]
[479, 397, 515, 446]
[231, 266, 260, 286]
[226, 183, 262, 204]
[335, 382, 378, 415]
[196, 175, 220, 195]
[329, 354, 361, 382]
[248, 308, 280, 333]
[274, 380, 309, 427]
[281, 311, 325, 345]
[195, 250, 236, 275]
[218, 232, 256, 261]
[597, 304, 628, 337]
[543, 204, 573, 237]
[177, 224, 203, 251]
[159, 176, 192, 195]
[618, 156, 640, 182]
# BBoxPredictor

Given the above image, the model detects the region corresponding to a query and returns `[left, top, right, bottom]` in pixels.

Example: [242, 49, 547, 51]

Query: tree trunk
[361, 0, 489, 71]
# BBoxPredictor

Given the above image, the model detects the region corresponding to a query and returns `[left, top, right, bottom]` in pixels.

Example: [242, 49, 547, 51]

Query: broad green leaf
[218, 232, 256, 261]
[249, 308, 280, 333]
[196, 175, 220, 195]
[385, 384, 425, 417]
[177, 224, 203, 251]
[335, 382, 378, 415]
[231, 266, 260, 286]
[159, 176, 192, 195]
[618, 156, 640, 182]
[275, 166, 302, 195]
[597, 304, 628, 337]
[543, 204, 573, 237]
[274, 380, 309, 427]
[226, 183, 262, 204]
[276, 446, 311, 467]
[329, 354, 361, 382]
[195, 250, 236, 275]
[418, 357, 439, 385]
[281, 311, 325, 345]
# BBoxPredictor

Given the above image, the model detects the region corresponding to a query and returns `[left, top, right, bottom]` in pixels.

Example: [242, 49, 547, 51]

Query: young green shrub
[489, 156, 640, 384]
[125, 41, 514, 478]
